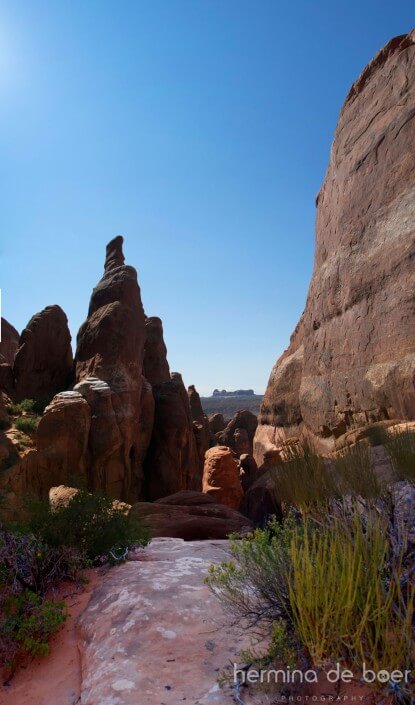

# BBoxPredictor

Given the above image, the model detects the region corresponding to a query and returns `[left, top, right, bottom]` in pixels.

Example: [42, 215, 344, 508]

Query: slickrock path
[78, 538, 248, 705]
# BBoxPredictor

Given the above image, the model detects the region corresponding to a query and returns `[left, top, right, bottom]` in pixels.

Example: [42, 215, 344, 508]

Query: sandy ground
[0, 569, 99, 705]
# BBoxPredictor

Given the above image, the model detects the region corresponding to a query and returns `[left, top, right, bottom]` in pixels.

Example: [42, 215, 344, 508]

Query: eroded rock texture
[202, 445, 243, 509]
[258, 31, 415, 456]
[13, 305, 73, 402]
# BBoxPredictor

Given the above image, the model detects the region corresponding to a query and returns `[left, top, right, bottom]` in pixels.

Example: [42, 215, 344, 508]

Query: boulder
[75, 236, 153, 501]
[257, 31, 415, 452]
[130, 491, 253, 539]
[208, 412, 227, 435]
[144, 372, 200, 500]
[0, 318, 19, 365]
[216, 409, 258, 457]
[202, 445, 243, 509]
[13, 305, 73, 402]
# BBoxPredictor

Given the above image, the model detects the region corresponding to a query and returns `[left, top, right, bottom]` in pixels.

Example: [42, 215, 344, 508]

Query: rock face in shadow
[216, 409, 258, 457]
[0, 318, 19, 365]
[188, 384, 212, 474]
[208, 412, 227, 435]
[257, 31, 415, 457]
[202, 445, 243, 509]
[131, 491, 252, 540]
[144, 372, 200, 500]
[13, 306, 73, 402]
[143, 317, 170, 385]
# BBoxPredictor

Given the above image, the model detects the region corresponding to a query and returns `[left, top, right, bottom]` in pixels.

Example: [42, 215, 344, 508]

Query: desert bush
[272, 441, 339, 512]
[208, 504, 415, 681]
[26, 490, 150, 562]
[287, 507, 414, 671]
[385, 427, 415, 482]
[332, 441, 381, 498]
[1, 589, 66, 673]
[14, 416, 40, 433]
[0, 529, 79, 675]
[206, 516, 297, 632]
[6, 399, 36, 415]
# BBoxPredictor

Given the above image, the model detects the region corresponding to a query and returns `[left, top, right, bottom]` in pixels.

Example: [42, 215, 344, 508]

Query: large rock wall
[257, 31, 415, 458]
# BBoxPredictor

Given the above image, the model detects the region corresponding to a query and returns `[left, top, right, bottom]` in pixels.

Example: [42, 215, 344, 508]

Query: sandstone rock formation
[131, 491, 252, 540]
[13, 305, 73, 402]
[143, 372, 200, 500]
[75, 236, 152, 500]
[216, 409, 258, 457]
[0, 318, 19, 364]
[257, 31, 415, 459]
[202, 445, 243, 509]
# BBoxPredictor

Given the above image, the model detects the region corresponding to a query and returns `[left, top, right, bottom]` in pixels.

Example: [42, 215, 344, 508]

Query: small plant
[14, 416, 40, 433]
[385, 427, 415, 482]
[332, 441, 381, 498]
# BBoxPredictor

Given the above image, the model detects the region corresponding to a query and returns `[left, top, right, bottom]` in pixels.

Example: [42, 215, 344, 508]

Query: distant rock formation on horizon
[212, 388, 255, 397]
[255, 30, 415, 463]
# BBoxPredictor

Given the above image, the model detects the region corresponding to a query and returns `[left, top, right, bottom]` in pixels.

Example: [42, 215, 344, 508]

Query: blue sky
[1, 1, 414, 395]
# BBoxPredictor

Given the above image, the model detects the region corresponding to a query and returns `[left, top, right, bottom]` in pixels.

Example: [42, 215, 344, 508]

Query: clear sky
[1, 2, 414, 395]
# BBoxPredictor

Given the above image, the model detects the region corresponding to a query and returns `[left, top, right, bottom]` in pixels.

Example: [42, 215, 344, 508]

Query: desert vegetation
[207, 426, 415, 701]
[0, 489, 149, 680]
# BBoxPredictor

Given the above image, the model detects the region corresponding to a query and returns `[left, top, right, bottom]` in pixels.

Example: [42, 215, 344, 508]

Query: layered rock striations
[257, 31, 415, 459]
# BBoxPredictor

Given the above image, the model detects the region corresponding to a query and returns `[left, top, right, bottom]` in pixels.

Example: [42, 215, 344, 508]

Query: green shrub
[14, 416, 40, 433]
[332, 441, 381, 498]
[27, 490, 150, 562]
[2, 590, 66, 661]
[0, 528, 78, 674]
[385, 427, 415, 482]
[6, 399, 36, 415]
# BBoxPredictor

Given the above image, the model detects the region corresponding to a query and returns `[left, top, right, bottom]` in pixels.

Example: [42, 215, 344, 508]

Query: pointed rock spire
[104, 235, 125, 272]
